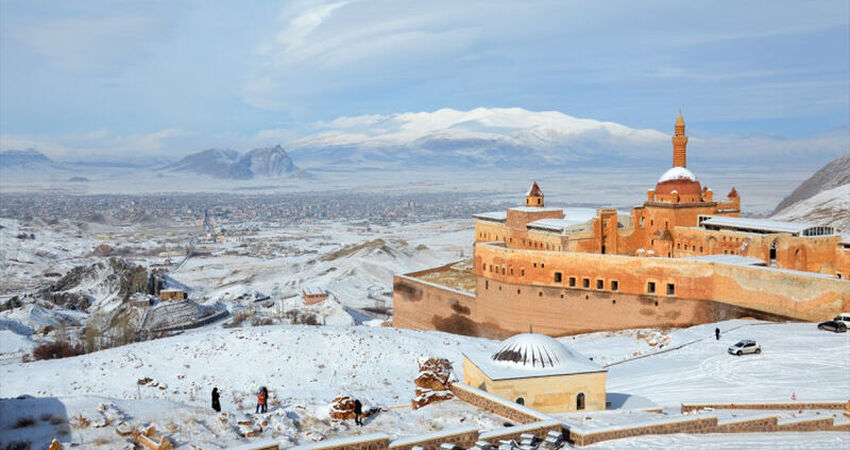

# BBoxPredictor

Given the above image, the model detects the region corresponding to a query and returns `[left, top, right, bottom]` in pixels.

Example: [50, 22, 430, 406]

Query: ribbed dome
[491, 333, 577, 369]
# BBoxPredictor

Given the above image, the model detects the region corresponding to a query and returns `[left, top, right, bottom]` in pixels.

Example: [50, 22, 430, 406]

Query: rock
[411, 357, 455, 409]
[328, 395, 375, 420]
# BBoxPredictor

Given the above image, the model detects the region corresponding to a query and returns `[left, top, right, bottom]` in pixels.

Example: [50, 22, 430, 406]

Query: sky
[0, 0, 848, 161]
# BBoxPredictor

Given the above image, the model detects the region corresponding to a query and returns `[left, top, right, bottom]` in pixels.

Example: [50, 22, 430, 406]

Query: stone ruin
[412, 357, 455, 409]
[328, 395, 378, 421]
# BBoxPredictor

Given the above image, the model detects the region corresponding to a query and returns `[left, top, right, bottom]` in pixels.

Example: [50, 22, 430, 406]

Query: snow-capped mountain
[287, 107, 849, 170]
[167, 145, 298, 179]
[289, 107, 670, 169]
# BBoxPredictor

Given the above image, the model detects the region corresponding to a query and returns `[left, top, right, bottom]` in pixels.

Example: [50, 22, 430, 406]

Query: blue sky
[0, 0, 848, 159]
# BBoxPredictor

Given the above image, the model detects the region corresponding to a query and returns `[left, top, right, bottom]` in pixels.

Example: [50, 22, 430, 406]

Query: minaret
[672, 112, 688, 168]
[525, 181, 544, 207]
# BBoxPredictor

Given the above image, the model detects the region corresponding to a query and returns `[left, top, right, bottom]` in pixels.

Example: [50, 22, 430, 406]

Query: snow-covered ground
[1, 320, 847, 449]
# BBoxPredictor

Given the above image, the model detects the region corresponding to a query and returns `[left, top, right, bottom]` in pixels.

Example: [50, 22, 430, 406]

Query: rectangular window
[667, 283, 675, 296]
[647, 281, 656, 294]
[583, 278, 590, 289]
[569, 277, 576, 287]
[596, 279, 604, 290]
[554, 272, 562, 283]
[611, 280, 619, 291]
[521, 268, 525, 277]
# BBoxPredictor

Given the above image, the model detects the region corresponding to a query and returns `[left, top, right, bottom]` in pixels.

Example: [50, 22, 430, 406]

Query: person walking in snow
[211, 387, 221, 412]
[715, 327, 720, 340]
[256, 387, 267, 414]
[354, 398, 363, 426]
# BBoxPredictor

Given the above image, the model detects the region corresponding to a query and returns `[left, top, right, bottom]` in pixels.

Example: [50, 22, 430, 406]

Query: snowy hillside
[772, 184, 850, 231]
[1, 321, 847, 449]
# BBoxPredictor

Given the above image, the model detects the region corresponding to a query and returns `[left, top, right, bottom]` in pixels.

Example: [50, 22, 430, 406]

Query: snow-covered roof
[472, 211, 507, 222]
[508, 206, 564, 213]
[684, 254, 766, 267]
[699, 216, 834, 236]
[302, 286, 325, 296]
[464, 333, 605, 380]
[657, 167, 697, 183]
[526, 218, 587, 232]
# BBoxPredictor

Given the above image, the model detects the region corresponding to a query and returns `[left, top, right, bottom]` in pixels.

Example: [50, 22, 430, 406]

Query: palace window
[569, 277, 576, 287]
[521, 268, 525, 277]
[596, 279, 604, 290]
[667, 283, 675, 296]
[647, 281, 656, 294]
[583, 278, 590, 289]
[554, 272, 562, 283]
[611, 280, 619, 291]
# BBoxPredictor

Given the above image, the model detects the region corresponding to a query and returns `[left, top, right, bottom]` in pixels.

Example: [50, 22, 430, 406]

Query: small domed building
[462, 333, 607, 412]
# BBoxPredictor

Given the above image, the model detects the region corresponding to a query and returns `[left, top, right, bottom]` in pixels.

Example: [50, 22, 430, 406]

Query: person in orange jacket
[255, 387, 268, 414]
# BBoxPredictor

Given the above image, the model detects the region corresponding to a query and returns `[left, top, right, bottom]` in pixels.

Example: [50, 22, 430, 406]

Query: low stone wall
[449, 383, 553, 424]
[681, 401, 850, 413]
[776, 417, 836, 432]
[388, 426, 478, 450]
[478, 419, 563, 444]
[567, 417, 719, 447]
[714, 414, 778, 433]
[287, 433, 390, 450]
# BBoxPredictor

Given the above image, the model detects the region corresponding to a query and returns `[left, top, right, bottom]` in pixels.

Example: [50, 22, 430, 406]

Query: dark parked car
[817, 320, 847, 333]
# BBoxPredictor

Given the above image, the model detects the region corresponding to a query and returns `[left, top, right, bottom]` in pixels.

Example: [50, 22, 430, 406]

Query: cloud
[5, 7, 171, 75]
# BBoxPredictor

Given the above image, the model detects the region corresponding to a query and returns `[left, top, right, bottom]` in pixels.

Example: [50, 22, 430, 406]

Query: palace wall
[474, 244, 849, 322]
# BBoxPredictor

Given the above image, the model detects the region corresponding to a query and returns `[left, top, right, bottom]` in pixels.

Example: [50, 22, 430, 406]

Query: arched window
[576, 392, 586, 410]
[515, 397, 525, 405]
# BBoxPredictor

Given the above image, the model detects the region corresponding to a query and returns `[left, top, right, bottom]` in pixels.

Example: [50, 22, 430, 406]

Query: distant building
[463, 333, 606, 412]
[302, 286, 327, 305]
[394, 114, 850, 338]
[160, 289, 187, 302]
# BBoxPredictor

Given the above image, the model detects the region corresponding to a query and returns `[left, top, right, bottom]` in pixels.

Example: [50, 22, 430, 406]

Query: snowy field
[1, 320, 848, 448]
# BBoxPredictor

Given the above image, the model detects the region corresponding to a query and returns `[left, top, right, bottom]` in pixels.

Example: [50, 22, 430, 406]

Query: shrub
[13, 416, 35, 428]
[1, 441, 31, 450]
[49, 415, 67, 425]
[32, 341, 85, 361]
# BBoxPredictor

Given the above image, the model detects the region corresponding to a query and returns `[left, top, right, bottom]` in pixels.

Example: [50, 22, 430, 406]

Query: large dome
[491, 333, 578, 369]
[655, 167, 702, 195]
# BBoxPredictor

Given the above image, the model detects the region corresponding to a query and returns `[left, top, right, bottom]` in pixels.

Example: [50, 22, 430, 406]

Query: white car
[834, 313, 850, 324]
[727, 339, 761, 356]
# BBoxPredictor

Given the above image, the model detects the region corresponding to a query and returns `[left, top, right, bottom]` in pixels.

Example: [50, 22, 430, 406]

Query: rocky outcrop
[168, 145, 298, 179]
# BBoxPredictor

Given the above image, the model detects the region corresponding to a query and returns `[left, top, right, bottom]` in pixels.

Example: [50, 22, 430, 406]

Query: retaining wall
[449, 383, 554, 424]
[388, 426, 478, 450]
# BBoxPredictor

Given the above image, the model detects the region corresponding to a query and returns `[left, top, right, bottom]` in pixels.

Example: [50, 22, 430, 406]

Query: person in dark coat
[256, 386, 268, 414]
[211, 387, 221, 412]
[353, 399, 363, 426]
[715, 327, 721, 340]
